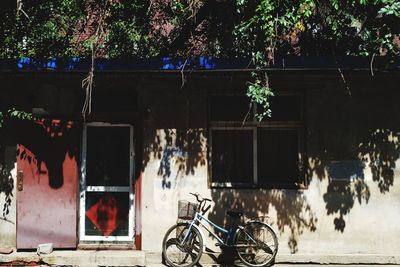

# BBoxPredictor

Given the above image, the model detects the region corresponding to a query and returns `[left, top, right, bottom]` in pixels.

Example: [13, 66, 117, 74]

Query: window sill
[78, 242, 136, 250]
[210, 182, 307, 190]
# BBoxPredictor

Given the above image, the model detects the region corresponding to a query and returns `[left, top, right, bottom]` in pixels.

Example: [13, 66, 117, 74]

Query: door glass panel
[85, 192, 129, 237]
[86, 127, 130, 186]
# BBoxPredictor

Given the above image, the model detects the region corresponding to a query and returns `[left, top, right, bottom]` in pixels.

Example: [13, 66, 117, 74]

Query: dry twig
[180, 58, 189, 89]
[337, 66, 352, 97]
[81, 0, 110, 119]
[16, 0, 29, 18]
[370, 53, 376, 77]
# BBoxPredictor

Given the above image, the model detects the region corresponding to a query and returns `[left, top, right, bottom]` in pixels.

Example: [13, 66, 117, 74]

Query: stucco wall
[1, 72, 399, 255]
[140, 73, 400, 255]
[141, 142, 400, 254]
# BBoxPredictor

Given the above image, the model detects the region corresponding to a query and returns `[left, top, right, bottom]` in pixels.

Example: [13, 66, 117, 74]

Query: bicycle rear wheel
[162, 222, 203, 267]
[234, 221, 278, 267]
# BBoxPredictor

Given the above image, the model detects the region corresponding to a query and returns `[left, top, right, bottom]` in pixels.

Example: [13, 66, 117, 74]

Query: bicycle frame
[180, 213, 264, 252]
[181, 211, 246, 249]
[164, 194, 279, 267]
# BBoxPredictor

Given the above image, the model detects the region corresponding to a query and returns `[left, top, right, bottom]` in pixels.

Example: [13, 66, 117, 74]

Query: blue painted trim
[0, 56, 399, 72]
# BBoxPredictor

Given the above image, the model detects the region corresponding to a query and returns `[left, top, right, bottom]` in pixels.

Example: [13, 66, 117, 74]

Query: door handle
[17, 171, 24, 191]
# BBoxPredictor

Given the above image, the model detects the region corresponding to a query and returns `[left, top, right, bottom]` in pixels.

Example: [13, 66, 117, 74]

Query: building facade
[0, 58, 399, 258]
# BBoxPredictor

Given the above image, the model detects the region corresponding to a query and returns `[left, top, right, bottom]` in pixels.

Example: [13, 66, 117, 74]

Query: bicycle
[162, 192, 279, 267]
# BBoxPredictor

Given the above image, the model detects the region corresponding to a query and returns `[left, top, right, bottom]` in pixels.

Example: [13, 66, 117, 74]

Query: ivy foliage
[0, 0, 399, 119]
[0, 0, 84, 58]
[0, 109, 33, 128]
[1, 0, 398, 59]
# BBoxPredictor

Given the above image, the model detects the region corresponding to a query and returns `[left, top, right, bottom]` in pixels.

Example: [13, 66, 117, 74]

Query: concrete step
[1, 250, 400, 266]
[0, 250, 145, 266]
[146, 251, 400, 265]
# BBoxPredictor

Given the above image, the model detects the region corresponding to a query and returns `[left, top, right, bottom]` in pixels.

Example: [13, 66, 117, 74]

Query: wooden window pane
[263, 95, 302, 121]
[211, 130, 253, 184]
[210, 95, 251, 121]
[257, 129, 299, 187]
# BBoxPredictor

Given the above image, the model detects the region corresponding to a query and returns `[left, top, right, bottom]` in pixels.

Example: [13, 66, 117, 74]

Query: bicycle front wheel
[162, 222, 203, 267]
[234, 221, 278, 267]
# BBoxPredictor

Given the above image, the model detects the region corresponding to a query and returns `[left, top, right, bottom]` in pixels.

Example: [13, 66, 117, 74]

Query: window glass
[209, 93, 303, 188]
[210, 95, 252, 121]
[257, 129, 299, 187]
[86, 126, 130, 186]
[263, 95, 302, 121]
[211, 130, 253, 184]
[92, 90, 137, 112]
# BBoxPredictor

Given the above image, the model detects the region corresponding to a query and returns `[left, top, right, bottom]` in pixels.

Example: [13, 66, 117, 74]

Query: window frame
[208, 92, 306, 189]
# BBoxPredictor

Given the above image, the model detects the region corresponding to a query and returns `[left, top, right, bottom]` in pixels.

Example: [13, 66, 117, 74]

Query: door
[80, 123, 135, 242]
[16, 119, 78, 249]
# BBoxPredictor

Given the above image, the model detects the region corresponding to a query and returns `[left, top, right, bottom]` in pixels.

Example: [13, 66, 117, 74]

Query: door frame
[79, 122, 135, 242]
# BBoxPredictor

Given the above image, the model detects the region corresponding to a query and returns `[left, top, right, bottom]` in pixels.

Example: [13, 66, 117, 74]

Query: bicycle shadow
[204, 247, 275, 267]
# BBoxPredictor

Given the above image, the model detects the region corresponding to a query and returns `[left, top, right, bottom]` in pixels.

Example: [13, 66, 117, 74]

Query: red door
[16, 119, 78, 249]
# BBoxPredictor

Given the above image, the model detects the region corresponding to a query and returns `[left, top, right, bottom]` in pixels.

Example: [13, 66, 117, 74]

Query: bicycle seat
[226, 210, 243, 218]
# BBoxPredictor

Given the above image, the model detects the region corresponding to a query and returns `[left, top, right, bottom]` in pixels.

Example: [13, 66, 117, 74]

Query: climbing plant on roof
[0, 0, 399, 118]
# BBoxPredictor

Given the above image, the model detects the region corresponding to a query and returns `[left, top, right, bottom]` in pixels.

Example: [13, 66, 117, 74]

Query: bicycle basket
[178, 200, 198, 220]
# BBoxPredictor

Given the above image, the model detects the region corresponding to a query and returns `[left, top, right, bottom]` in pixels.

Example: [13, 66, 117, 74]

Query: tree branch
[157, 0, 214, 56]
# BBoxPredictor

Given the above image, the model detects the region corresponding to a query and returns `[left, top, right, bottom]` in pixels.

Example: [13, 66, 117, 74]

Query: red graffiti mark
[33, 118, 74, 137]
[85, 194, 119, 236]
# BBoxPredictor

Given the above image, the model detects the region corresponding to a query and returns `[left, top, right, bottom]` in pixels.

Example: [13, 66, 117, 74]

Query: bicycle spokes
[163, 223, 204, 267]
[235, 222, 278, 267]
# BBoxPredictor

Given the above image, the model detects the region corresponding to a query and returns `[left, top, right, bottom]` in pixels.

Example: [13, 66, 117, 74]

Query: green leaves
[246, 72, 274, 121]
[0, 0, 399, 120]
[0, 0, 85, 58]
[9, 108, 32, 121]
[0, 109, 33, 128]
[0, 0, 398, 59]
[378, 1, 400, 16]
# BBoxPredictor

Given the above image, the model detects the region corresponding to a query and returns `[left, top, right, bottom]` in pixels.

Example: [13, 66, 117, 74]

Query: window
[209, 94, 304, 188]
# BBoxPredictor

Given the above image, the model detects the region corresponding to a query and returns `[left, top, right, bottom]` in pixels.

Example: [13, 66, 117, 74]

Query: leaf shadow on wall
[208, 189, 318, 255]
[140, 125, 399, 255]
[5, 117, 79, 189]
[0, 138, 14, 221]
[308, 128, 400, 233]
[141, 128, 206, 189]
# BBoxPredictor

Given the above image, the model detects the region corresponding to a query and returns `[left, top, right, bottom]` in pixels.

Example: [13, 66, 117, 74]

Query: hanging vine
[80, 0, 112, 119]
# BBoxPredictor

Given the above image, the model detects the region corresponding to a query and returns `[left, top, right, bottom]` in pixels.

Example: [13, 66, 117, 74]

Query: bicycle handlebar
[190, 192, 212, 203]
[190, 192, 212, 214]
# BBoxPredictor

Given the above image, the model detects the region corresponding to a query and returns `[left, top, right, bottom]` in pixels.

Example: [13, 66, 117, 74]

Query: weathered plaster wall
[141, 73, 400, 256]
[1, 72, 399, 255]
[0, 146, 17, 248]
[141, 128, 211, 251]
